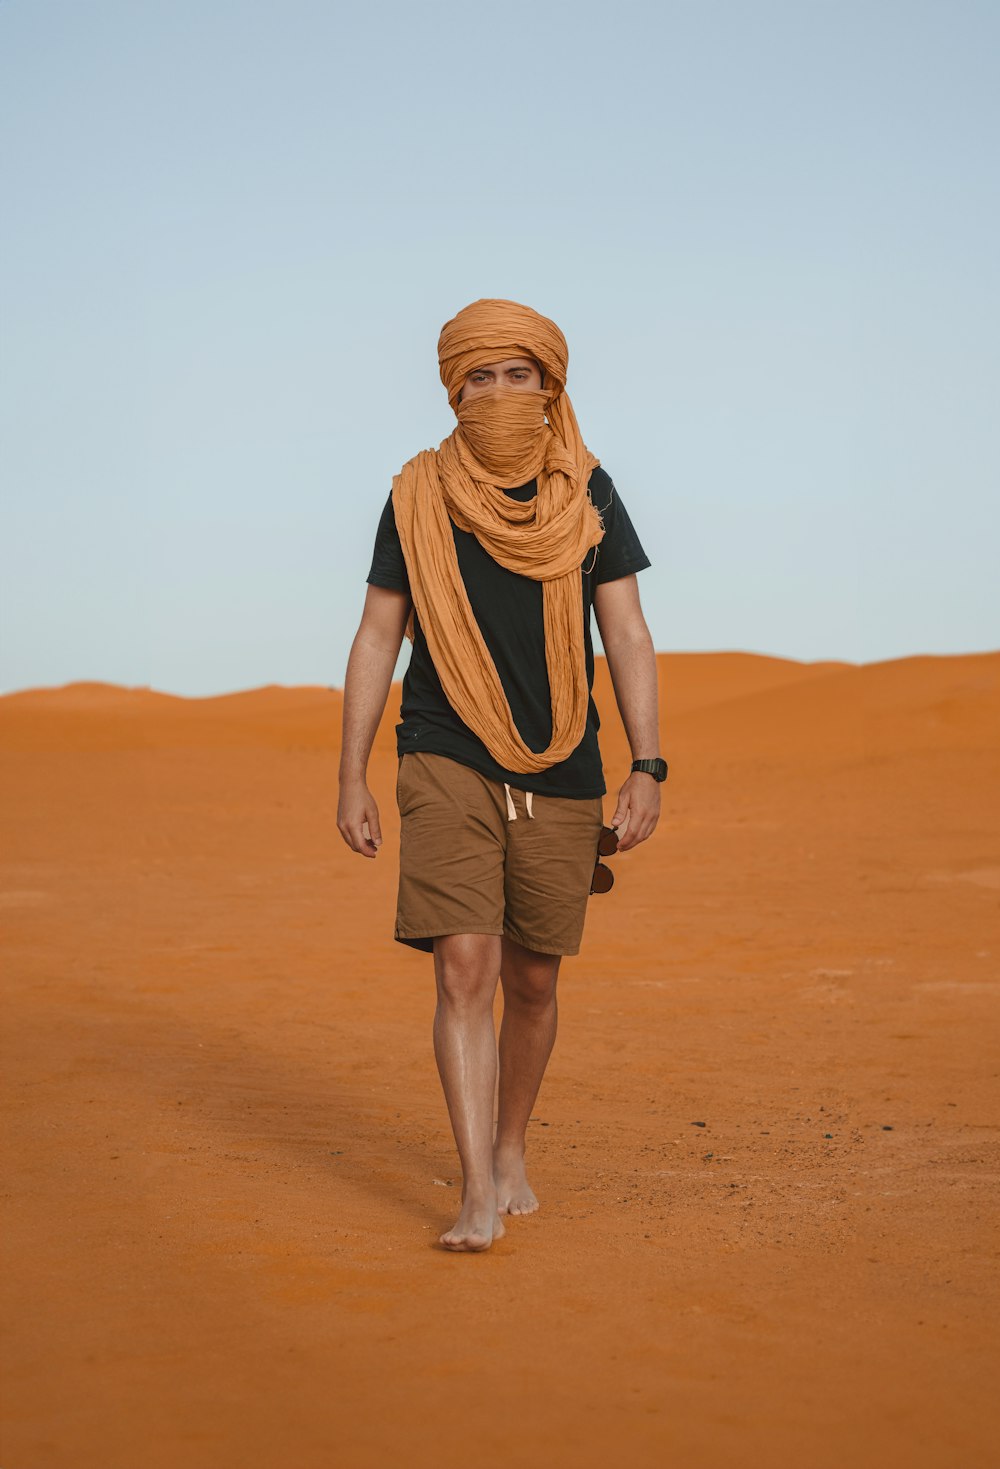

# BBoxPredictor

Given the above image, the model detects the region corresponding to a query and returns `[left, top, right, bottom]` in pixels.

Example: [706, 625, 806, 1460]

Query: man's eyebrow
[471, 360, 535, 373]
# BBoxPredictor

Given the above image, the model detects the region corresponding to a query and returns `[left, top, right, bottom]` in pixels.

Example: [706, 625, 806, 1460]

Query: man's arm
[593, 574, 662, 852]
[337, 584, 411, 857]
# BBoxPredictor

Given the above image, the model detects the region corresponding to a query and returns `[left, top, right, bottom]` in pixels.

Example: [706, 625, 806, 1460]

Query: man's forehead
[468, 356, 538, 372]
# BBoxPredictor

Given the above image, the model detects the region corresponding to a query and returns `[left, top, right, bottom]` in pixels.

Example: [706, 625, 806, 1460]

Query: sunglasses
[590, 825, 620, 895]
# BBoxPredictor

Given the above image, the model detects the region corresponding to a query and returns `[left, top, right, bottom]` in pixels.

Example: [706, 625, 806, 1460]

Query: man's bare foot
[493, 1145, 539, 1215]
[439, 1187, 506, 1251]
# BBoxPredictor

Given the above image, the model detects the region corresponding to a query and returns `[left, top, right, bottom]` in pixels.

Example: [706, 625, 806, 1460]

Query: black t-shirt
[366, 465, 651, 798]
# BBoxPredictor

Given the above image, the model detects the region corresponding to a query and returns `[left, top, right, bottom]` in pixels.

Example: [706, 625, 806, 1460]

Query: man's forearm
[602, 624, 661, 760]
[339, 628, 399, 783]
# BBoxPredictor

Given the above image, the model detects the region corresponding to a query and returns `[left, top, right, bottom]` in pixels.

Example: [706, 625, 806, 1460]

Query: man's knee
[434, 934, 501, 1008]
[501, 940, 561, 1007]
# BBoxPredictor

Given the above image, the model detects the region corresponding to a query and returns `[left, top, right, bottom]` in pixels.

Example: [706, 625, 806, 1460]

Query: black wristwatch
[631, 757, 668, 783]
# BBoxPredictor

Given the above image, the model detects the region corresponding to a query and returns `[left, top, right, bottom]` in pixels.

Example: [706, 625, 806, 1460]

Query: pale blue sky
[2, 0, 997, 696]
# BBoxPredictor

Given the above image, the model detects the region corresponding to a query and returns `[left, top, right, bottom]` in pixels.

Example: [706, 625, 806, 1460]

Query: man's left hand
[610, 771, 661, 852]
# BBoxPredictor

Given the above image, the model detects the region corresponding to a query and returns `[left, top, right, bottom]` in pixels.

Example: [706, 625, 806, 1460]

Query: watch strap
[631, 757, 668, 782]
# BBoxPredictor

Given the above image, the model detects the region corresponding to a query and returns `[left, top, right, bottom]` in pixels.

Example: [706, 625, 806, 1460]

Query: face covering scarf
[391, 297, 605, 775]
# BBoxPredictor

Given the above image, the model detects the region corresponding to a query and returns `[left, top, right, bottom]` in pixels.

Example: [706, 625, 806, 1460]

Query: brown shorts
[394, 751, 605, 957]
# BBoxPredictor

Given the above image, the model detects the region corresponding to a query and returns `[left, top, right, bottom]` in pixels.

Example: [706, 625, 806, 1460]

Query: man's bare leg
[433, 933, 506, 1251]
[493, 935, 561, 1215]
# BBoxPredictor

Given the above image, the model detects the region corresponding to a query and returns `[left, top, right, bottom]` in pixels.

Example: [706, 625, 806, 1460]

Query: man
[338, 298, 665, 1253]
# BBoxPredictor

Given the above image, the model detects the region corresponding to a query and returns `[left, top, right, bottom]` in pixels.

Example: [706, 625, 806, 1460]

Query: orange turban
[391, 297, 604, 774]
[438, 296, 568, 409]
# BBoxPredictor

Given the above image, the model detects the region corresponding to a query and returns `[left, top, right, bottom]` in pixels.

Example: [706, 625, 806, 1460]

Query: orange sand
[1, 651, 998, 1468]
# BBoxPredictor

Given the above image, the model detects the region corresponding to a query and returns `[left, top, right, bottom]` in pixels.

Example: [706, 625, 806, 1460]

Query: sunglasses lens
[598, 825, 619, 856]
[590, 862, 614, 895]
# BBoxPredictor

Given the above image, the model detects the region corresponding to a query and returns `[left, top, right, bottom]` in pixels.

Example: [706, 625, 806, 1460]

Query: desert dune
[1, 650, 998, 1468]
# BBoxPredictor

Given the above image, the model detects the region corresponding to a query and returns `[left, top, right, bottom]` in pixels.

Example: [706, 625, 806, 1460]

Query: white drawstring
[503, 783, 535, 822]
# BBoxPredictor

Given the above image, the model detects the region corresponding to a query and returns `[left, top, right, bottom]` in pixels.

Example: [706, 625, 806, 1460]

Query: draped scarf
[391, 297, 604, 775]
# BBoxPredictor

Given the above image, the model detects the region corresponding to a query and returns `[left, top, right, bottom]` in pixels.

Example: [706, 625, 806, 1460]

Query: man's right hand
[337, 778, 383, 858]
[336, 586, 410, 859]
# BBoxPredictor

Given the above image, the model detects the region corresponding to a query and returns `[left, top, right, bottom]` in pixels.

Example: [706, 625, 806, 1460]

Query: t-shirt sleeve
[589, 467, 652, 584]
[366, 492, 411, 593]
